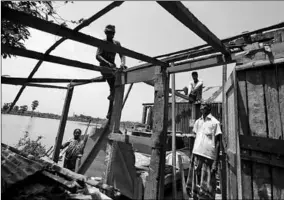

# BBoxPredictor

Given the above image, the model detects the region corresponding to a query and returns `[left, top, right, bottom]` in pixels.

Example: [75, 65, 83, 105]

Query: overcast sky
[2, 1, 284, 122]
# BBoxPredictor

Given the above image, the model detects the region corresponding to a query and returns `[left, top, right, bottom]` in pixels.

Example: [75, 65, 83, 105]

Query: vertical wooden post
[171, 72, 177, 200]
[144, 66, 169, 200]
[77, 72, 124, 175]
[104, 71, 125, 184]
[221, 63, 227, 200]
[142, 106, 147, 124]
[52, 84, 74, 163]
[146, 106, 153, 129]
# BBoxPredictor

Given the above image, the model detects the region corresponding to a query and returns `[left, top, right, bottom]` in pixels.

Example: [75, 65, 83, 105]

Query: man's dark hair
[105, 24, 115, 33]
[192, 71, 198, 76]
[74, 129, 82, 134]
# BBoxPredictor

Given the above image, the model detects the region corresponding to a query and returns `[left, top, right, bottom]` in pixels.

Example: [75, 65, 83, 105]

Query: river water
[1, 114, 98, 148]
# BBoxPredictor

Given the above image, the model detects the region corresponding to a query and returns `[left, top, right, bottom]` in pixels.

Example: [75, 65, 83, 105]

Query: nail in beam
[144, 66, 169, 200]
[52, 85, 74, 163]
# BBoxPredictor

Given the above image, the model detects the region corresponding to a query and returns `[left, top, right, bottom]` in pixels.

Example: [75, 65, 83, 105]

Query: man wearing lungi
[186, 102, 222, 200]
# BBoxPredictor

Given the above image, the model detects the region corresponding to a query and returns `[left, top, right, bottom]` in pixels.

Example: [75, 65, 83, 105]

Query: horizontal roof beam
[153, 22, 284, 59]
[157, 1, 230, 56]
[2, 82, 68, 89]
[2, 44, 110, 72]
[2, 7, 167, 67]
[1, 76, 105, 84]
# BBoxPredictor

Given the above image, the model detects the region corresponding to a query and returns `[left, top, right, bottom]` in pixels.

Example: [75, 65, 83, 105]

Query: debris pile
[1, 143, 121, 200]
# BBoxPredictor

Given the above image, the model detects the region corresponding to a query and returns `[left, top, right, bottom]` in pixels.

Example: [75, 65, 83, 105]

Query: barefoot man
[186, 102, 222, 200]
[96, 24, 126, 119]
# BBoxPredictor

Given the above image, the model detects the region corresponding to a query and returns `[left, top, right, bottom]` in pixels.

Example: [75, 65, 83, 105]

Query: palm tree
[19, 105, 28, 113]
[31, 100, 39, 111]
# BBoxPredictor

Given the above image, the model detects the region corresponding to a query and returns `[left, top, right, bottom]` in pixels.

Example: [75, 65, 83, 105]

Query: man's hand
[108, 63, 116, 68]
[183, 87, 188, 95]
[120, 64, 128, 70]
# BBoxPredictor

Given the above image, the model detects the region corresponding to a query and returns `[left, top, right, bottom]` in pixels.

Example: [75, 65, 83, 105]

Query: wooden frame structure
[2, 2, 284, 199]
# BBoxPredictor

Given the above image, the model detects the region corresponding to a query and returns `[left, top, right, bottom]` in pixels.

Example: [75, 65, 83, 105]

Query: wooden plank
[2, 82, 67, 89]
[2, 44, 109, 72]
[2, 7, 167, 67]
[144, 66, 169, 200]
[263, 65, 284, 200]
[1, 76, 104, 84]
[236, 70, 253, 200]
[108, 133, 151, 146]
[52, 85, 74, 162]
[246, 69, 272, 200]
[178, 155, 189, 200]
[240, 135, 284, 156]
[234, 69, 243, 200]
[241, 153, 284, 169]
[277, 64, 284, 138]
[122, 65, 156, 84]
[157, 1, 230, 55]
[272, 167, 284, 199]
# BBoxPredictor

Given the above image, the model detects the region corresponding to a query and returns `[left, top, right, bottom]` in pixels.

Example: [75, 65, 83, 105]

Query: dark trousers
[101, 72, 115, 118]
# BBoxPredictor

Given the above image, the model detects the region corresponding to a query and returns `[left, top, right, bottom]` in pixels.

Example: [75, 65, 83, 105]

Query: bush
[15, 132, 46, 157]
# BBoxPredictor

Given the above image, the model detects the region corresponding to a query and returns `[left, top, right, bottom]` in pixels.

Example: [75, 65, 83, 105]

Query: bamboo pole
[52, 85, 74, 163]
[171, 70, 177, 200]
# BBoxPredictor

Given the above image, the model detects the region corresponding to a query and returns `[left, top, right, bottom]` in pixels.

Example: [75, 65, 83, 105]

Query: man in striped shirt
[61, 129, 84, 171]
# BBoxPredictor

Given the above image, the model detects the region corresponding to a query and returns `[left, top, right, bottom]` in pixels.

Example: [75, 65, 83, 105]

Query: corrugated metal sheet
[1, 144, 46, 192]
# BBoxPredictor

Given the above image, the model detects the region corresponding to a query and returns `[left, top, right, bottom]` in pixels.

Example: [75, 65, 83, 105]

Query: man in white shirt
[184, 71, 203, 104]
[186, 102, 222, 200]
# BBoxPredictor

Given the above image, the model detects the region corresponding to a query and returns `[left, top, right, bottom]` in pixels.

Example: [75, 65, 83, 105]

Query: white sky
[2, 1, 284, 121]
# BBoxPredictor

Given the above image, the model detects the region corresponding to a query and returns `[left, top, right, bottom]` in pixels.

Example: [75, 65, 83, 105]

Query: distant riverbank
[1, 111, 141, 130]
[1, 110, 107, 124]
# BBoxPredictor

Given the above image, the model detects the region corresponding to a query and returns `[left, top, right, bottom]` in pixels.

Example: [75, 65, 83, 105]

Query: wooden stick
[2, 82, 68, 89]
[171, 70, 177, 200]
[122, 83, 133, 108]
[52, 85, 74, 163]
[178, 155, 189, 200]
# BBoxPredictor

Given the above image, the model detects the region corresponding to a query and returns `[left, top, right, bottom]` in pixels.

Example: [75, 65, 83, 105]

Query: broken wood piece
[108, 133, 152, 146]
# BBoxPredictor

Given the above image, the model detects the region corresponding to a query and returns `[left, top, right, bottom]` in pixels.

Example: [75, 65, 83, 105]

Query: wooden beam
[144, 66, 169, 200]
[122, 83, 133, 108]
[153, 22, 284, 59]
[52, 85, 74, 162]
[77, 72, 125, 175]
[2, 7, 167, 67]
[1, 76, 104, 84]
[157, 1, 230, 56]
[6, 1, 124, 113]
[168, 41, 284, 74]
[108, 133, 151, 146]
[240, 135, 284, 156]
[2, 82, 68, 89]
[70, 76, 106, 87]
[2, 44, 111, 72]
